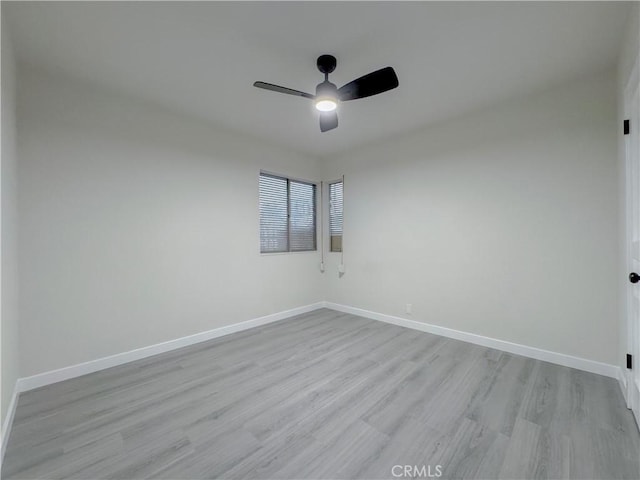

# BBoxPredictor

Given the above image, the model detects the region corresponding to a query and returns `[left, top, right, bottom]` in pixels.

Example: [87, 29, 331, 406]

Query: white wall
[322, 71, 619, 365]
[1, 12, 20, 432]
[618, 2, 640, 89]
[13, 62, 624, 377]
[17, 68, 323, 377]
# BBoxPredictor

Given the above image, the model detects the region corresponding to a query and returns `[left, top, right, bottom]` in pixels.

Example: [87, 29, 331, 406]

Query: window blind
[259, 173, 316, 253]
[329, 181, 343, 252]
[289, 180, 317, 252]
[259, 174, 288, 253]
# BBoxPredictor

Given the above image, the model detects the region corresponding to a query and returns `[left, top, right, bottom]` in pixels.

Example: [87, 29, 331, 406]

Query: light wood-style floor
[2, 309, 639, 479]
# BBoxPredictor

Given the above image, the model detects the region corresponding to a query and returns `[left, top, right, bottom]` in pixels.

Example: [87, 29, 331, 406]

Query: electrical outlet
[406, 304, 412, 315]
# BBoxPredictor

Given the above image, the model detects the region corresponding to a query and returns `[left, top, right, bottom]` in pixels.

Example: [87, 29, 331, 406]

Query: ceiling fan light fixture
[315, 98, 338, 112]
[253, 54, 398, 132]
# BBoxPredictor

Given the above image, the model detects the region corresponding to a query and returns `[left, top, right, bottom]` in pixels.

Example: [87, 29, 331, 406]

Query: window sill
[260, 250, 319, 256]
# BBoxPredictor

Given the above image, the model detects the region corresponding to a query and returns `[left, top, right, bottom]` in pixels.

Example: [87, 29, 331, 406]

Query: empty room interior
[2, 2, 640, 479]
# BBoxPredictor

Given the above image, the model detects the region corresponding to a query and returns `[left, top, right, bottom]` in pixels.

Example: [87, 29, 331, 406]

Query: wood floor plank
[2, 308, 638, 480]
[269, 419, 390, 480]
[498, 417, 571, 480]
[438, 417, 510, 480]
[357, 417, 450, 479]
[464, 353, 536, 436]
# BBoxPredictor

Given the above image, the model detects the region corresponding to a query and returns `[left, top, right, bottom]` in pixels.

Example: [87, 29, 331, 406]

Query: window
[329, 180, 343, 252]
[259, 172, 316, 253]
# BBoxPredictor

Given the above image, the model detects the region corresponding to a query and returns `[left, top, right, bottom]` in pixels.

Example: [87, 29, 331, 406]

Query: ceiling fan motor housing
[316, 80, 338, 98]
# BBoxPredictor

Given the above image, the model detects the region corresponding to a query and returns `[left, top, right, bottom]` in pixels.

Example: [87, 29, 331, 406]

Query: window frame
[259, 171, 318, 254]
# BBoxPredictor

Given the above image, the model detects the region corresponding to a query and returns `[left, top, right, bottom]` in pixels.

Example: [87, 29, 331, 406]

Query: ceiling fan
[253, 55, 399, 133]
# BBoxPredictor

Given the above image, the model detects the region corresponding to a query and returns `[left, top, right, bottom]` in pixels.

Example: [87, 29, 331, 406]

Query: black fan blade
[253, 81, 314, 99]
[320, 111, 338, 132]
[338, 67, 399, 101]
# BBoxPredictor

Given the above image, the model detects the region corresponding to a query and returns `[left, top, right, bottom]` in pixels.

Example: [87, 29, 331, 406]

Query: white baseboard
[325, 302, 619, 379]
[1, 381, 20, 468]
[13, 302, 620, 394]
[619, 367, 630, 406]
[6, 301, 622, 435]
[17, 302, 325, 393]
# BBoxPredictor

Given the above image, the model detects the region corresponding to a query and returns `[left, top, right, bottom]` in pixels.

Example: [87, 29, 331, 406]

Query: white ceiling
[5, 1, 631, 157]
